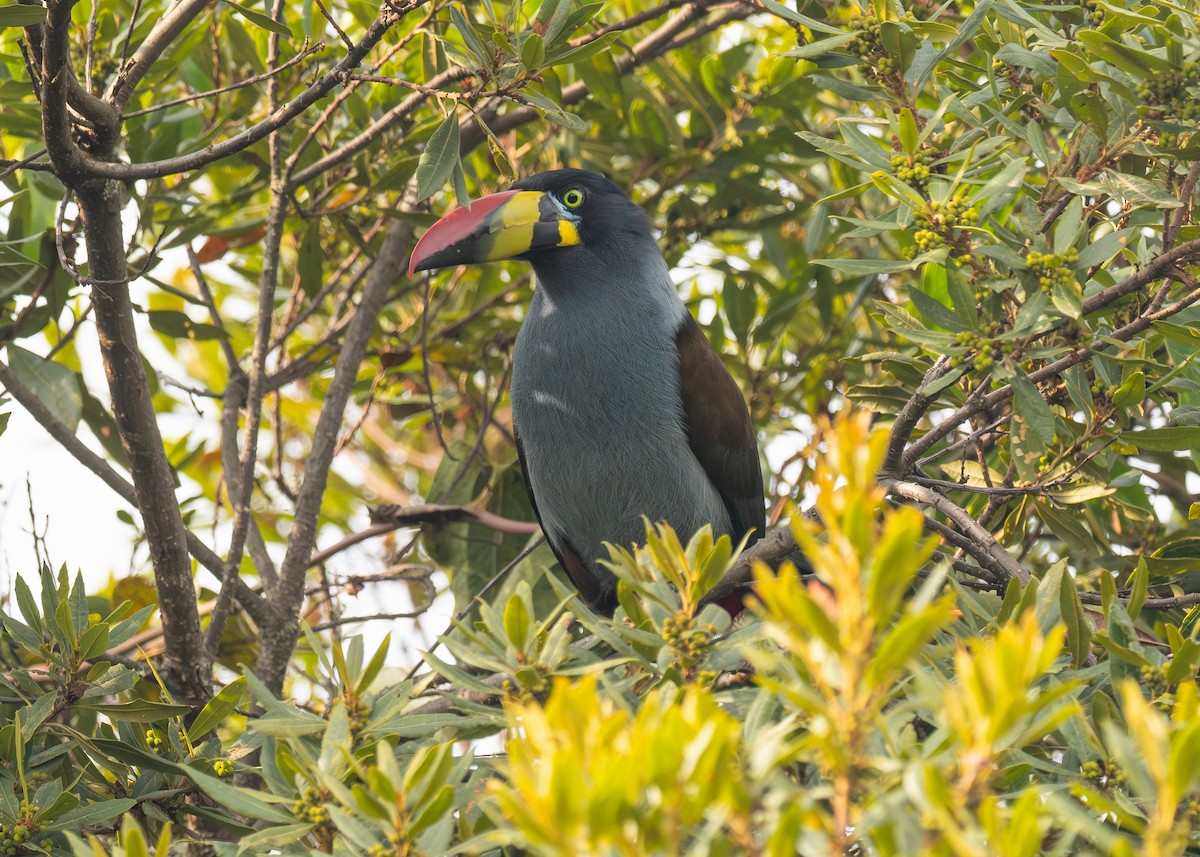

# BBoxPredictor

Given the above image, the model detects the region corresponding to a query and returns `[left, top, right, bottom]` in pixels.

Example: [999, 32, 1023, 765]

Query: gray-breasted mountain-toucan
[409, 169, 764, 614]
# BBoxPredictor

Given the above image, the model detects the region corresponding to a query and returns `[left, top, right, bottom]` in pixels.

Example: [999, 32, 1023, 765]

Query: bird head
[408, 169, 653, 276]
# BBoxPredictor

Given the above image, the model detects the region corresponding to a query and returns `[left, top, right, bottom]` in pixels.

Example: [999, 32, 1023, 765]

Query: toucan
[408, 169, 763, 614]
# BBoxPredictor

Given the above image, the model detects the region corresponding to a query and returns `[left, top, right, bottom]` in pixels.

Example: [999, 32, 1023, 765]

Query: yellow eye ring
[562, 188, 585, 208]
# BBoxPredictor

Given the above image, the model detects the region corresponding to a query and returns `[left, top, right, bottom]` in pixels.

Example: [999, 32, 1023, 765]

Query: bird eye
[561, 188, 585, 208]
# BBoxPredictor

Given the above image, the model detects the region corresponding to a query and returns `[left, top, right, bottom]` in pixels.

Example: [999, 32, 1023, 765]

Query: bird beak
[408, 190, 581, 276]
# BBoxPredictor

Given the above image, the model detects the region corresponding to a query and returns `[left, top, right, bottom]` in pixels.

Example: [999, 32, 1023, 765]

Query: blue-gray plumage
[409, 169, 764, 613]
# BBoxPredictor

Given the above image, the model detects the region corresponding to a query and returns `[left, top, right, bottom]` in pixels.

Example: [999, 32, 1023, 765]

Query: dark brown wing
[514, 429, 615, 611]
[674, 312, 766, 545]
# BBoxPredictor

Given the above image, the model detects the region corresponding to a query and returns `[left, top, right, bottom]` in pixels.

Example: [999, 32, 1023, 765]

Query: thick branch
[1079, 237, 1200, 315]
[255, 215, 419, 693]
[882, 355, 953, 475]
[106, 0, 217, 110]
[75, 184, 210, 700]
[36, 0, 90, 183]
[885, 479, 1030, 584]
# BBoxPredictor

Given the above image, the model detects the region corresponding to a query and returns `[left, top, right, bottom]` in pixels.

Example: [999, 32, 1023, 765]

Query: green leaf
[1126, 561, 1148, 621]
[519, 89, 588, 130]
[415, 112, 461, 202]
[811, 257, 920, 275]
[521, 32, 545, 69]
[84, 700, 193, 722]
[107, 605, 153, 649]
[758, 0, 844, 34]
[1181, 604, 1200, 640]
[181, 765, 297, 823]
[222, 0, 292, 37]
[356, 633, 393, 694]
[0, 4, 46, 26]
[1125, 427, 1200, 452]
[14, 574, 41, 633]
[1, 613, 44, 652]
[897, 108, 918, 154]
[16, 692, 56, 738]
[502, 591, 532, 653]
[1075, 227, 1135, 269]
[908, 282, 964, 332]
[543, 30, 619, 68]
[54, 799, 138, 829]
[450, 7, 490, 64]
[188, 677, 246, 739]
[541, 0, 575, 45]
[1010, 370, 1056, 481]
[297, 220, 323, 297]
[1059, 571, 1093, 669]
[1075, 30, 1172, 78]
[318, 703, 352, 776]
[7, 345, 83, 433]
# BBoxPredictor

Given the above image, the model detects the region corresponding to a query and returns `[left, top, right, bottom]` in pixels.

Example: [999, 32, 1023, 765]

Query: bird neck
[526, 238, 683, 330]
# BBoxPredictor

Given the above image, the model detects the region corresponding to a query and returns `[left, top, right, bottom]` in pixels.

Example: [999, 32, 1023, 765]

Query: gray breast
[509, 262, 732, 584]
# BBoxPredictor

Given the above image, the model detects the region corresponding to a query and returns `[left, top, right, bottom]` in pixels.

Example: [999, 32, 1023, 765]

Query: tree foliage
[2, 0, 1200, 853]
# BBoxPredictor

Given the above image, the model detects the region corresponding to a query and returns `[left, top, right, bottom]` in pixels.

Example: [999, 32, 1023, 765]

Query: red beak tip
[407, 190, 520, 279]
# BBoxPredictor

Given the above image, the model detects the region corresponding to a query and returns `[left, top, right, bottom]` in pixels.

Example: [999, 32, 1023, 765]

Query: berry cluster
[343, 693, 371, 734]
[846, 12, 895, 79]
[0, 802, 44, 856]
[368, 834, 409, 857]
[891, 152, 931, 188]
[1025, 248, 1078, 295]
[293, 785, 335, 840]
[1137, 62, 1200, 112]
[1140, 663, 1171, 696]
[212, 759, 234, 778]
[953, 322, 1014, 372]
[1081, 0, 1104, 26]
[1138, 662, 1181, 710]
[146, 727, 166, 753]
[909, 198, 978, 260]
[661, 613, 716, 670]
[1137, 61, 1200, 147]
[1079, 759, 1124, 789]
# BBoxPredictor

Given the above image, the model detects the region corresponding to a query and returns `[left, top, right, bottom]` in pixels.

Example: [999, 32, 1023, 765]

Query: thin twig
[310, 610, 425, 632]
[123, 43, 326, 118]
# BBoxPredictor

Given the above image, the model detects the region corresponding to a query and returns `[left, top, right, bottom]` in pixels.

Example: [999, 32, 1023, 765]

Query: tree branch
[902, 268, 1200, 470]
[370, 503, 540, 534]
[256, 207, 420, 693]
[884, 479, 1029, 584]
[205, 4, 291, 659]
[882, 355, 954, 475]
[287, 66, 475, 188]
[106, 0, 217, 110]
[48, 0, 427, 182]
